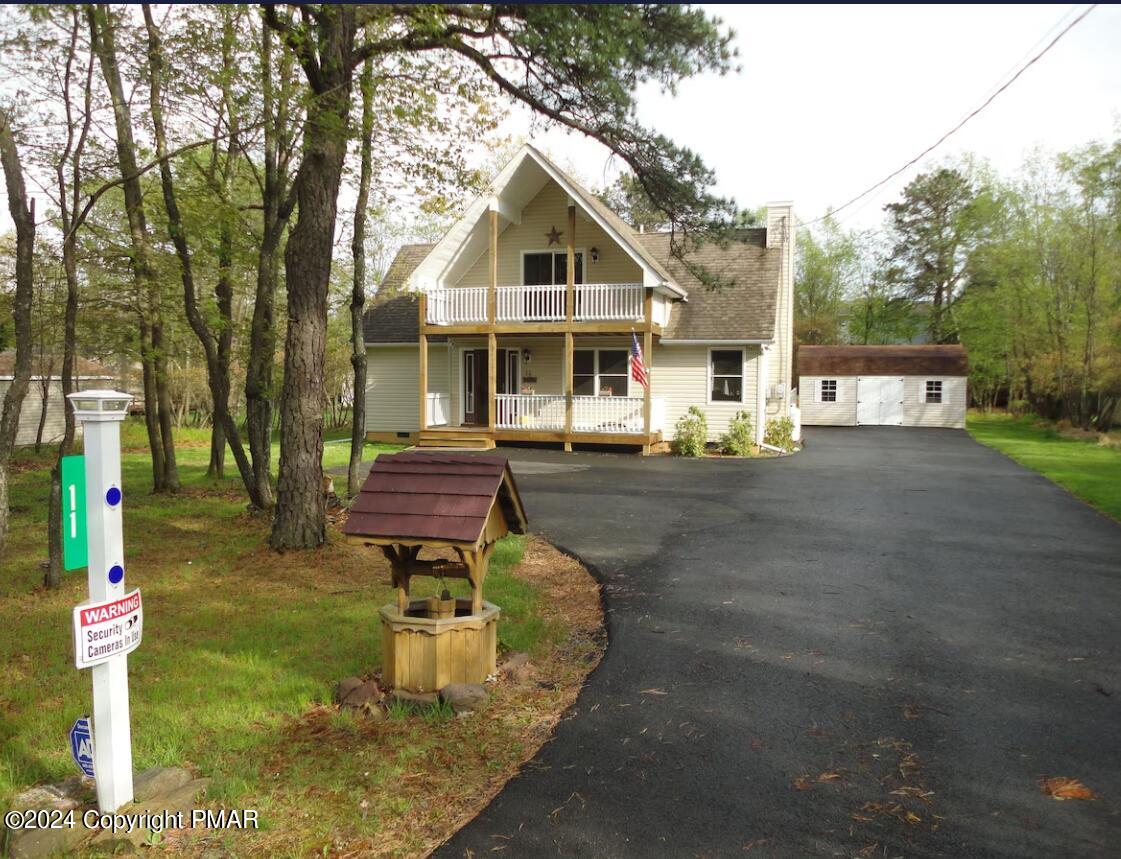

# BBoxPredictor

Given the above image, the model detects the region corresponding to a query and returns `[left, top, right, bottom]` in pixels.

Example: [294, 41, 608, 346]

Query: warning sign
[72, 589, 143, 669]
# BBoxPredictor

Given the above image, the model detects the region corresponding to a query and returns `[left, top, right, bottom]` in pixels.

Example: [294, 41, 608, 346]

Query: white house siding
[455, 180, 643, 288]
[798, 376, 858, 426]
[902, 376, 967, 428]
[0, 379, 70, 446]
[766, 204, 795, 418]
[652, 343, 761, 441]
[364, 344, 450, 433]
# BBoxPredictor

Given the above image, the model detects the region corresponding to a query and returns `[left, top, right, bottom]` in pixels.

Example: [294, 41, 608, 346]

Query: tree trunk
[89, 4, 178, 491]
[34, 368, 52, 452]
[0, 110, 36, 554]
[270, 7, 356, 550]
[348, 55, 374, 498]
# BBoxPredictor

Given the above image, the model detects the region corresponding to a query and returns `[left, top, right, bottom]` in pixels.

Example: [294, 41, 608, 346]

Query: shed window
[820, 379, 837, 402]
[710, 349, 744, 402]
[925, 380, 943, 404]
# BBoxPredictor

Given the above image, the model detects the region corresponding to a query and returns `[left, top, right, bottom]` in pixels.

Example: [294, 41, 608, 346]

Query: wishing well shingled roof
[342, 451, 527, 545]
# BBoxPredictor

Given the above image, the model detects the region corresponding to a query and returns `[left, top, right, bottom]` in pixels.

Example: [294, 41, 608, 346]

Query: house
[0, 351, 115, 446]
[362, 145, 795, 453]
[797, 344, 968, 428]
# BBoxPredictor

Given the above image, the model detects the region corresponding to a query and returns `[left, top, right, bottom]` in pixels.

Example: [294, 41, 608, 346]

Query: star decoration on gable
[545, 225, 563, 246]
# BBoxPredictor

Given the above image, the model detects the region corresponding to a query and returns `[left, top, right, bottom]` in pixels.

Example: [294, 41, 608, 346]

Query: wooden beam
[487, 331, 496, 433]
[418, 293, 428, 433]
[564, 330, 573, 447]
[643, 288, 653, 455]
[566, 203, 575, 323]
[488, 208, 497, 323]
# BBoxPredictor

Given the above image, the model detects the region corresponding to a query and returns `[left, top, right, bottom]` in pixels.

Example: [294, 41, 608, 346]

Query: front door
[463, 349, 488, 425]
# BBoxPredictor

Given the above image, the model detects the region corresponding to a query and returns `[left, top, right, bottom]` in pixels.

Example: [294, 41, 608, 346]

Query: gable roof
[363, 290, 445, 344]
[640, 230, 781, 342]
[406, 145, 684, 296]
[342, 451, 527, 546]
[797, 345, 968, 377]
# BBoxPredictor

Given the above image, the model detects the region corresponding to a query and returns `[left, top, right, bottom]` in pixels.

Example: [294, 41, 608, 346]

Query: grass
[967, 412, 1121, 522]
[0, 418, 593, 855]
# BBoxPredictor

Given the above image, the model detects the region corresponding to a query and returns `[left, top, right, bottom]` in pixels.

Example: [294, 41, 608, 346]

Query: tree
[0, 108, 35, 554]
[264, 3, 738, 549]
[348, 54, 374, 499]
[88, 3, 180, 492]
[885, 166, 987, 344]
[795, 216, 855, 344]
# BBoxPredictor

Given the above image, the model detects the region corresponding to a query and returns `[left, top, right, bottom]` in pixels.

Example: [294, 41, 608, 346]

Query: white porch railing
[494, 394, 665, 434]
[496, 284, 565, 322]
[425, 392, 449, 427]
[574, 283, 644, 321]
[425, 283, 645, 325]
[425, 286, 487, 325]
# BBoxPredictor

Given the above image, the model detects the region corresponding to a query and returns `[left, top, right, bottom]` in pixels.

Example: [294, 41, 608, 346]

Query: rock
[88, 777, 209, 852]
[500, 651, 533, 682]
[6, 820, 90, 859]
[389, 688, 438, 707]
[8, 784, 81, 813]
[336, 678, 381, 709]
[133, 766, 192, 803]
[439, 683, 490, 714]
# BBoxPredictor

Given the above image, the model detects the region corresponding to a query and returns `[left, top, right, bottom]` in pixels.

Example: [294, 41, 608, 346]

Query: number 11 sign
[61, 455, 88, 571]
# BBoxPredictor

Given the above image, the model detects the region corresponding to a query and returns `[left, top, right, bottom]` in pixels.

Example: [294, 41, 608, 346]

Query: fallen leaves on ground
[1040, 777, 1095, 801]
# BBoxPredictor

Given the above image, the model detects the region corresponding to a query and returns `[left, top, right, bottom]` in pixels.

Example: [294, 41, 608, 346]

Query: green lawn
[967, 412, 1121, 522]
[0, 419, 570, 854]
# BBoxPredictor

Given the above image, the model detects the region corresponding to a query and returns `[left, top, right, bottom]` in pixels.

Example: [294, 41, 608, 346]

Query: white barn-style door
[856, 376, 904, 425]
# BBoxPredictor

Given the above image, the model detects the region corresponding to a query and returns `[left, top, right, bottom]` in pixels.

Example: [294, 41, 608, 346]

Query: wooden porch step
[417, 429, 495, 450]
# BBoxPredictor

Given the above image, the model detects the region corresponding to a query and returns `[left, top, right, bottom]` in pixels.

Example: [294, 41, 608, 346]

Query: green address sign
[61, 455, 87, 571]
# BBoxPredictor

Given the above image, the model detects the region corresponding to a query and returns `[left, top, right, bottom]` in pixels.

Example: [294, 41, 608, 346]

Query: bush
[720, 410, 754, 456]
[764, 416, 795, 451]
[672, 406, 708, 456]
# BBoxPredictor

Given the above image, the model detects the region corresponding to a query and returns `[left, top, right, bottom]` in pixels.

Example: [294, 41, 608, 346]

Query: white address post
[68, 390, 135, 813]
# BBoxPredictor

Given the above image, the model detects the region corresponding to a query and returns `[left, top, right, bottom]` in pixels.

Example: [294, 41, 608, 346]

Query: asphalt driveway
[430, 428, 1121, 858]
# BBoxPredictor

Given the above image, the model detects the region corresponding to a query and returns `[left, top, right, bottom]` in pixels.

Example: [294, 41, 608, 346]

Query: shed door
[857, 376, 904, 426]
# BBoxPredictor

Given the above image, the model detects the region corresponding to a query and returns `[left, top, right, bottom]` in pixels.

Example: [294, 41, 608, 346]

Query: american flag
[630, 331, 649, 389]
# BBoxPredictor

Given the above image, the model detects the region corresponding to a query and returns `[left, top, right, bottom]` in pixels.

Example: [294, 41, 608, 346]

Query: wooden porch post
[418, 293, 428, 434]
[488, 205, 498, 436]
[488, 332, 497, 433]
[488, 207, 497, 323]
[564, 203, 575, 450]
[642, 288, 653, 455]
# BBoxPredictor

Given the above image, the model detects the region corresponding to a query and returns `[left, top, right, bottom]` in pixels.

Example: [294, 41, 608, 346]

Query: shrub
[672, 406, 708, 456]
[764, 416, 795, 451]
[720, 410, 754, 456]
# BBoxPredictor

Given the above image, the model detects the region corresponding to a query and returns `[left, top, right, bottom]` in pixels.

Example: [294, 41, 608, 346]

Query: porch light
[67, 390, 132, 422]
[590, 247, 599, 262]
[522, 348, 531, 363]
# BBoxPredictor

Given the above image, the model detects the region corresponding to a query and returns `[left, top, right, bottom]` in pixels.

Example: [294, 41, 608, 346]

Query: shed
[0, 351, 114, 446]
[797, 345, 968, 428]
[342, 451, 528, 692]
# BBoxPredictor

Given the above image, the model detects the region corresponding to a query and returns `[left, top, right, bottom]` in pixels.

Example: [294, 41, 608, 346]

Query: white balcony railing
[425, 283, 645, 325]
[495, 394, 665, 434]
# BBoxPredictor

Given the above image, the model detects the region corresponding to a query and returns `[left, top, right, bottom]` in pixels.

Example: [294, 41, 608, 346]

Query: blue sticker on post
[105, 486, 122, 507]
[70, 716, 95, 778]
[108, 565, 124, 585]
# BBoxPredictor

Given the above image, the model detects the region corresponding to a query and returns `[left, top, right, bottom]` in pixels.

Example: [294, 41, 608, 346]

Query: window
[710, 349, 744, 402]
[820, 379, 837, 403]
[925, 380, 943, 404]
[573, 348, 629, 397]
[523, 251, 583, 286]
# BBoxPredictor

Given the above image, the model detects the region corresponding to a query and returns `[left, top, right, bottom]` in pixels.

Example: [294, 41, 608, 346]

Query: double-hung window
[820, 379, 838, 402]
[925, 380, 943, 404]
[573, 349, 629, 397]
[709, 349, 744, 402]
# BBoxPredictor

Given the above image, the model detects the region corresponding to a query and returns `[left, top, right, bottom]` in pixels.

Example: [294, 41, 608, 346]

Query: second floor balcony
[424, 282, 646, 326]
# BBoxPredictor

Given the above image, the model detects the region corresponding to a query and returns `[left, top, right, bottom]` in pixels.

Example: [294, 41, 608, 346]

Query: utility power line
[803, 3, 1098, 228]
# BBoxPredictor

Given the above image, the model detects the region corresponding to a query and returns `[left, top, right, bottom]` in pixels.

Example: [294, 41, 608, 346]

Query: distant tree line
[795, 140, 1121, 430]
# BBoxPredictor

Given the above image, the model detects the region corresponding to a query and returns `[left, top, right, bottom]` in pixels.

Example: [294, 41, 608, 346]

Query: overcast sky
[517, 3, 1121, 231]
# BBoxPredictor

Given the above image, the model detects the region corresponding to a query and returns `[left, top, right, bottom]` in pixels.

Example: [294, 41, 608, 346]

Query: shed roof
[797, 345, 968, 378]
[342, 451, 527, 546]
[0, 350, 114, 380]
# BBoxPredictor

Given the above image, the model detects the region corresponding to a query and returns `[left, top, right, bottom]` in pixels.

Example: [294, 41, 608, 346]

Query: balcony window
[524, 250, 583, 286]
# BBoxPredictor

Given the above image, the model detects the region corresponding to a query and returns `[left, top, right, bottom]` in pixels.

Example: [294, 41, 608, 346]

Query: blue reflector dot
[108, 565, 124, 584]
[106, 487, 122, 507]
